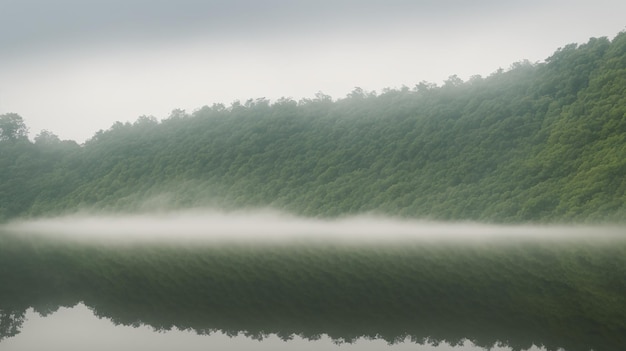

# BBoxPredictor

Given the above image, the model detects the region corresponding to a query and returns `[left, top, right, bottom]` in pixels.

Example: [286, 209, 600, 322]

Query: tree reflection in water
[0, 232, 624, 351]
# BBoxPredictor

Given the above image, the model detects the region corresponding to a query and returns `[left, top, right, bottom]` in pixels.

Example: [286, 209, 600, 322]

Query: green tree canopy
[0, 113, 28, 141]
[1, 33, 626, 223]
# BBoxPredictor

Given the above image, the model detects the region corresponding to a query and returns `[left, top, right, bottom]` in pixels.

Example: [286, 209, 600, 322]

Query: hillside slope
[1, 33, 625, 223]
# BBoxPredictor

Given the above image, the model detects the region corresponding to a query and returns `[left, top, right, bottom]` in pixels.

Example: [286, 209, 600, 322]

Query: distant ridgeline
[1, 32, 625, 223]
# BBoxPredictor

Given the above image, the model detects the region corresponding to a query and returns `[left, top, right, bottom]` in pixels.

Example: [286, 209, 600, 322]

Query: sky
[1, 305, 529, 351]
[1, 0, 625, 143]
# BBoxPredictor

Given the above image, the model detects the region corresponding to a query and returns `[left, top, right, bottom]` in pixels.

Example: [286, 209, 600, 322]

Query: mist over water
[1, 210, 625, 351]
[2, 210, 624, 245]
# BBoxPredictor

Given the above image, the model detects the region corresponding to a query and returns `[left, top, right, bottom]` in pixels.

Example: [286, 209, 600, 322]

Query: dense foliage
[1, 33, 626, 222]
[1, 232, 625, 351]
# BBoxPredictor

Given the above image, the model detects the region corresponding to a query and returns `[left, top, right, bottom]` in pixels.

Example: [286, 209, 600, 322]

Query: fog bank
[2, 210, 624, 245]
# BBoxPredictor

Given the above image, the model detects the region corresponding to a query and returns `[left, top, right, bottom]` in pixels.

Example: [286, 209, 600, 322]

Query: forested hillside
[1, 33, 626, 223]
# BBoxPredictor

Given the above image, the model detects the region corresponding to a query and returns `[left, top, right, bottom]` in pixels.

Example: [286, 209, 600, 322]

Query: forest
[1, 32, 625, 223]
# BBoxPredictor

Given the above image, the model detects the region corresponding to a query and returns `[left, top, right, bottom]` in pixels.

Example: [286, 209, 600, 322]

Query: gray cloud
[1, 0, 529, 59]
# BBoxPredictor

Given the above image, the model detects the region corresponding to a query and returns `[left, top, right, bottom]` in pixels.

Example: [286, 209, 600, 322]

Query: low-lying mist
[2, 209, 624, 245]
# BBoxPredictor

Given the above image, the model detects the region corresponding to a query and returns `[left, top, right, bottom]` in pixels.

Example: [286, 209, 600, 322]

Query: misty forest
[1, 33, 626, 351]
[2, 33, 626, 223]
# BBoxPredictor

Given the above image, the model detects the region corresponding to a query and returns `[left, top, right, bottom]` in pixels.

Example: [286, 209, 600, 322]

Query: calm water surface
[0, 224, 624, 351]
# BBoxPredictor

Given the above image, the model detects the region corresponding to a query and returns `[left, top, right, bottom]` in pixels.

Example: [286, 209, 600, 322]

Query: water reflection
[0, 231, 624, 351]
[1, 304, 544, 351]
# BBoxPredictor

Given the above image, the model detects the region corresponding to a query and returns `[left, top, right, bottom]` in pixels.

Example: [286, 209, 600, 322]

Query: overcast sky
[1, 0, 625, 143]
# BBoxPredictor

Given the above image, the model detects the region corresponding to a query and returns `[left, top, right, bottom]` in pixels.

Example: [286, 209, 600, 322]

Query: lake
[0, 219, 624, 351]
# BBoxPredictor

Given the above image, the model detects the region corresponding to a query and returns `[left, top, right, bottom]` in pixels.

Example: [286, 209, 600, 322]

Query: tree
[0, 309, 25, 342]
[0, 113, 29, 141]
[443, 74, 463, 87]
[34, 130, 60, 145]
